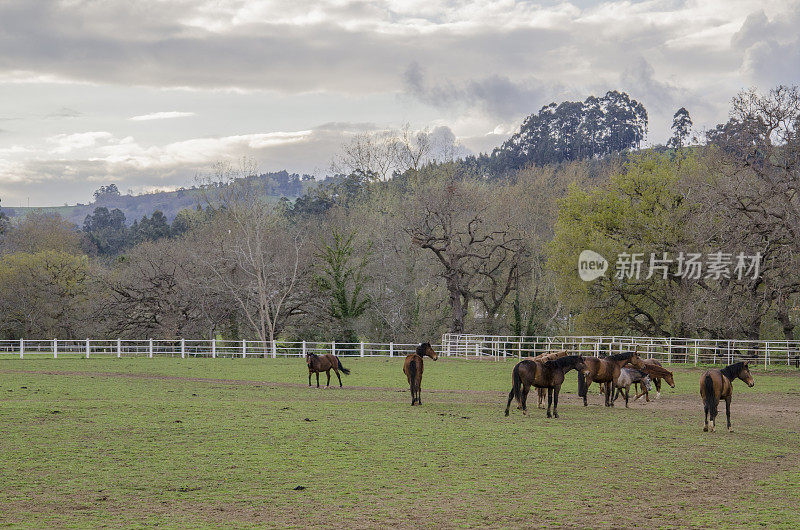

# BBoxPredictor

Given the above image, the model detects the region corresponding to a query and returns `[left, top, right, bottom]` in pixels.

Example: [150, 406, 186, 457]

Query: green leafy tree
[667, 107, 693, 149]
[315, 229, 371, 343]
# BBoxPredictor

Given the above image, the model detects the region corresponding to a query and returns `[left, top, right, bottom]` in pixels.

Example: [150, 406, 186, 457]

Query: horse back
[700, 369, 728, 399]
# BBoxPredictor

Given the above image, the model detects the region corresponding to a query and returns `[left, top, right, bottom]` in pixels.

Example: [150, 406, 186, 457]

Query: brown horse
[532, 350, 568, 408]
[579, 349, 644, 407]
[306, 352, 350, 388]
[700, 361, 755, 433]
[504, 355, 586, 418]
[633, 359, 675, 401]
[403, 343, 438, 405]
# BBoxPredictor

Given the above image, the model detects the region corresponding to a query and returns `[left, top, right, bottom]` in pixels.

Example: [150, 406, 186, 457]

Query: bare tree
[194, 165, 309, 353]
[404, 168, 527, 333]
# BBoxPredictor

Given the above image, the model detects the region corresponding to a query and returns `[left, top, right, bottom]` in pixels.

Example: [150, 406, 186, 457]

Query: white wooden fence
[2, 335, 800, 368]
[0, 339, 439, 359]
[442, 334, 800, 368]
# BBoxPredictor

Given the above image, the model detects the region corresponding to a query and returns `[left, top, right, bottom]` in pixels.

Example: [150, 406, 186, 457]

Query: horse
[504, 355, 586, 419]
[306, 352, 350, 388]
[612, 367, 652, 408]
[531, 350, 568, 408]
[403, 343, 438, 405]
[579, 349, 644, 407]
[633, 359, 675, 401]
[700, 361, 755, 433]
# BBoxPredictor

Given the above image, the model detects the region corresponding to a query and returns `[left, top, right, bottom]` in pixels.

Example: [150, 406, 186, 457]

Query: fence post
[694, 339, 698, 366]
[211, 338, 216, 359]
[332, 341, 336, 357]
[149, 338, 153, 358]
[86, 338, 90, 359]
[389, 342, 394, 358]
[302, 340, 306, 358]
[180, 338, 185, 359]
[271, 341, 277, 359]
[53, 338, 57, 358]
[518, 341, 522, 359]
[360, 341, 364, 358]
[117, 338, 121, 358]
[667, 337, 672, 365]
[765, 343, 769, 370]
[475, 343, 479, 358]
[19, 338, 23, 359]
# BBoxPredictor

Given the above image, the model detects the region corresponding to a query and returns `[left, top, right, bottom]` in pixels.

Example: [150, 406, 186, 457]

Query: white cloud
[129, 111, 196, 121]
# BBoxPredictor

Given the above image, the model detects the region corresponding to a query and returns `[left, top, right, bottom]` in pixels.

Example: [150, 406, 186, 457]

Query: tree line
[0, 86, 798, 345]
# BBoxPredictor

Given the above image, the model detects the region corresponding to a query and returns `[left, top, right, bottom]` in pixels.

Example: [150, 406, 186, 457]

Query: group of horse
[306, 342, 755, 432]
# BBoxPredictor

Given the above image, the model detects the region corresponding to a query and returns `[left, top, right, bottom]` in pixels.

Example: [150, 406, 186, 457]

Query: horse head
[739, 361, 755, 387]
[418, 342, 438, 361]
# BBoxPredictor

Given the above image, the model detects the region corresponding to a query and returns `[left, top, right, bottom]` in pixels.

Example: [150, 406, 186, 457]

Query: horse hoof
[703, 426, 708, 432]
[504, 410, 509, 417]
[728, 428, 734, 433]
[656, 392, 661, 399]
[553, 413, 559, 419]
[546, 413, 552, 418]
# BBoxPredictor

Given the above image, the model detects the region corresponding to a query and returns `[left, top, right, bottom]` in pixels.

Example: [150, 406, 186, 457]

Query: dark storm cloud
[402, 62, 554, 121]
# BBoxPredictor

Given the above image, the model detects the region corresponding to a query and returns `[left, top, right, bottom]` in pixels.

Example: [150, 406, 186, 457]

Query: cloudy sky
[0, 0, 798, 206]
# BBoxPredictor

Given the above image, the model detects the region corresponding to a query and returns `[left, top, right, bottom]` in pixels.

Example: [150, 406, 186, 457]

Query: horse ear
[744, 360, 750, 367]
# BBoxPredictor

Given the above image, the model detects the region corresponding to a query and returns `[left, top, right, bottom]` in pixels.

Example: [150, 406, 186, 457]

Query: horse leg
[308, 370, 312, 387]
[710, 399, 717, 432]
[334, 367, 342, 387]
[704, 402, 709, 432]
[606, 382, 614, 407]
[654, 378, 661, 400]
[418, 382, 422, 406]
[520, 384, 530, 416]
[316, 372, 320, 388]
[538, 388, 545, 409]
[546, 388, 553, 418]
[725, 395, 733, 432]
[553, 387, 560, 419]
[624, 387, 629, 408]
[583, 379, 591, 407]
[505, 388, 515, 416]
[325, 370, 331, 387]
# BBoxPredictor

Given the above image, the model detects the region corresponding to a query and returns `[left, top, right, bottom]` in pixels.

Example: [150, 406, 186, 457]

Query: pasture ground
[1, 357, 799, 528]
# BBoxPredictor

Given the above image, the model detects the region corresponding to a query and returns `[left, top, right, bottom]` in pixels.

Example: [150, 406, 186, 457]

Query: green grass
[1, 358, 799, 528]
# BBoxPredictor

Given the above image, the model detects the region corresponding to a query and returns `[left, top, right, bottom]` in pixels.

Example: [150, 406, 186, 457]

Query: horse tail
[408, 358, 417, 385]
[577, 368, 587, 398]
[703, 374, 717, 417]
[337, 358, 350, 375]
[512, 363, 523, 407]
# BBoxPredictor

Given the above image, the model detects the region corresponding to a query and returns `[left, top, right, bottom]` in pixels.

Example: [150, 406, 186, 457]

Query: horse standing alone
[306, 352, 350, 388]
[403, 343, 438, 405]
[700, 361, 755, 432]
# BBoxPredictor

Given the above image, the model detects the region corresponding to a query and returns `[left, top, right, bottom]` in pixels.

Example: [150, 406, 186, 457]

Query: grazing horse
[700, 361, 755, 433]
[612, 367, 652, 408]
[306, 352, 350, 388]
[403, 343, 438, 405]
[531, 350, 568, 408]
[504, 355, 587, 419]
[633, 359, 675, 401]
[579, 349, 644, 407]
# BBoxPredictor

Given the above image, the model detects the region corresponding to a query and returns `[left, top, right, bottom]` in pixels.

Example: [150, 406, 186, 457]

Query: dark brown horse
[633, 359, 675, 401]
[306, 352, 350, 388]
[700, 361, 755, 433]
[403, 343, 438, 405]
[532, 350, 568, 408]
[579, 349, 644, 407]
[504, 355, 586, 418]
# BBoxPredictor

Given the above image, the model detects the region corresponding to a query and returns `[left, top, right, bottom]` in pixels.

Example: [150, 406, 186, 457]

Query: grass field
[1, 357, 799, 528]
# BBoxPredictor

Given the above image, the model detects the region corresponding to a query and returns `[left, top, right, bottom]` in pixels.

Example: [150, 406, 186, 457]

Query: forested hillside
[1, 86, 798, 344]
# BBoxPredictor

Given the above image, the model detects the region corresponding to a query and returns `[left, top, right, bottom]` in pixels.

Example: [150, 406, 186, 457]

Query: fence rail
[3, 336, 800, 368]
[441, 334, 800, 368]
[0, 339, 441, 359]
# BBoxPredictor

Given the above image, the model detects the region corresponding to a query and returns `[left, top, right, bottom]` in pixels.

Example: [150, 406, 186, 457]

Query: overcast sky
[0, 0, 798, 206]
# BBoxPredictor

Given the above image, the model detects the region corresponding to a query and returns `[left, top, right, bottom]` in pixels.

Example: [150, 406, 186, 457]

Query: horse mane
[416, 343, 429, 356]
[642, 363, 673, 378]
[625, 368, 648, 379]
[545, 355, 583, 369]
[721, 362, 746, 379]
[608, 351, 635, 361]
